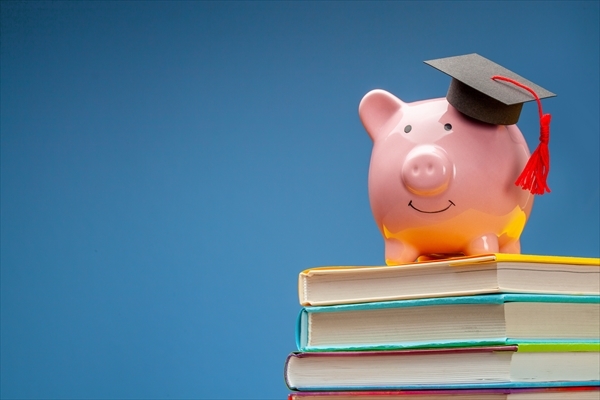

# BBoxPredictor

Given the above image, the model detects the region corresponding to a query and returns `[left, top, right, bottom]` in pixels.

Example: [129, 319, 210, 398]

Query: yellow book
[298, 253, 600, 306]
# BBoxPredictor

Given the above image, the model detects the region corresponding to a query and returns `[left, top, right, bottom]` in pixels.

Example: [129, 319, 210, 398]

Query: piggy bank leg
[465, 233, 500, 256]
[385, 239, 419, 265]
[499, 240, 521, 254]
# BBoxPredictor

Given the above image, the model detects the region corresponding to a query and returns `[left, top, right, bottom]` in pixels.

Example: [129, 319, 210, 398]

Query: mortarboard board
[424, 53, 555, 125]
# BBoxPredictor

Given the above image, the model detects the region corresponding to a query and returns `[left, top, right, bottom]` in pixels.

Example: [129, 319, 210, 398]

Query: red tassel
[515, 113, 551, 194]
[492, 75, 551, 195]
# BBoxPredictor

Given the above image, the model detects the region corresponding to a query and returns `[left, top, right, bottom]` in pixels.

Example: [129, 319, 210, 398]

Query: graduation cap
[424, 53, 555, 195]
[424, 53, 555, 125]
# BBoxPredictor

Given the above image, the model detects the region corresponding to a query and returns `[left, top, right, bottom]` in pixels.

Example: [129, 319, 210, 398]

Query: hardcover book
[287, 386, 600, 399]
[284, 345, 600, 391]
[296, 294, 600, 352]
[298, 254, 600, 306]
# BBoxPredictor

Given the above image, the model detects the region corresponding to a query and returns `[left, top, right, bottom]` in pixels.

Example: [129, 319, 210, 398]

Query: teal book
[284, 345, 600, 391]
[296, 294, 600, 352]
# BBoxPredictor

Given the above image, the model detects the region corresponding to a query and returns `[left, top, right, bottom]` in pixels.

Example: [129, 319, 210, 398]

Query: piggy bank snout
[401, 145, 453, 196]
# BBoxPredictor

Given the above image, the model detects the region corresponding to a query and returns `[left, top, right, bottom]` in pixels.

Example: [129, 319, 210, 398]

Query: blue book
[296, 294, 600, 352]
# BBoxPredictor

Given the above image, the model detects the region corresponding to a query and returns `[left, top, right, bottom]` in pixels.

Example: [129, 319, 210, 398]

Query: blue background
[1, 1, 598, 398]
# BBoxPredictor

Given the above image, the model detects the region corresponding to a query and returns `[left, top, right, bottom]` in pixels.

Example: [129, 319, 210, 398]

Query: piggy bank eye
[444, 123, 452, 131]
[404, 125, 412, 133]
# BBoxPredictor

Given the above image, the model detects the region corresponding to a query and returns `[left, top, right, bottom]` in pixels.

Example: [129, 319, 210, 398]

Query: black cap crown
[424, 53, 555, 125]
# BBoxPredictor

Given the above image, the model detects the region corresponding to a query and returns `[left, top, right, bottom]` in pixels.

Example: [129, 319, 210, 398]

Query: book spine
[295, 309, 308, 351]
[298, 273, 308, 306]
[283, 353, 296, 391]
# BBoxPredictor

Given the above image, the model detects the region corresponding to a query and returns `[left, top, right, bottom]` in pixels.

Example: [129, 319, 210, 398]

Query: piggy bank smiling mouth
[408, 200, 456, 214]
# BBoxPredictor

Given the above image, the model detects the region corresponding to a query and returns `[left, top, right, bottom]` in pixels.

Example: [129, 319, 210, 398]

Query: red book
[288, 386, 600, 399]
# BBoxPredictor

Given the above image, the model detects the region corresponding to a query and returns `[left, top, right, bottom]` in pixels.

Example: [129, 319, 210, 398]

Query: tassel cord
[492, 75, 552, 195]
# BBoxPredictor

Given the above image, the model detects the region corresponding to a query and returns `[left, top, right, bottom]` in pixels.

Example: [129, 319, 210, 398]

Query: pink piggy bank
[359, 90, 534, 265]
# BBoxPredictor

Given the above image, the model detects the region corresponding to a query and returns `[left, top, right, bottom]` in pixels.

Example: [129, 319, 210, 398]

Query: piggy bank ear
[359, 89, 404, 141]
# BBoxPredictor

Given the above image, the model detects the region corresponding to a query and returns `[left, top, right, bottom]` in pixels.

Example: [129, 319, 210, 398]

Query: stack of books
[283, 253, 600, 399]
